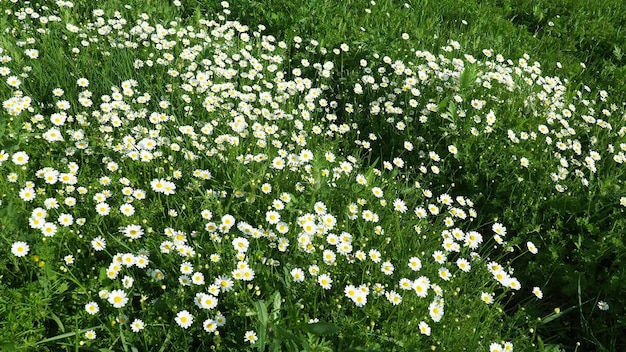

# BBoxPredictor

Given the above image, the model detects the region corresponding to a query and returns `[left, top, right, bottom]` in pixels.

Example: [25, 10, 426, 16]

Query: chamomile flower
[418, 321, 431, 336]
[91, 236, 106, 252]
[492, 222, 507, 236]
[84, 330, 96, 340]
[232, 237, 250, 252]
[11, 241, 29, 257]
[392, 198, 407, 213]
[244, 330, 258, 344]
[598, 301, 609, 311]
[41, 222, 58, 237]
[85, 302, 99, 315]
[489, 343, 503, 352]
[481, 292, 494, 304]
[130, 319, 145, 332]
[432, 250, 447, 264]
[371, 187, 383, 198]
[368, 249, 382, 263]
[19, 186, 36, 202]
[57, 213, 74, 227]
[438, 267, 452, 281]
[95, 202, 111, 216]
[381, 261, 394, 275]
[119, 204, 135, 217]
[318, 273, 332, 289]
[428, 300, 444, 322]
[64, 255, 75, 265]
[76, 77, 89, 87]
[412, 276, 430, 298]
[108, 289, 129, 308]
[175, 310, 194, 329]
[385, 290, 402, 305]
[191, 272, 205, 285]
[456, 258, 471, 272]
[203, 318, 218, 333]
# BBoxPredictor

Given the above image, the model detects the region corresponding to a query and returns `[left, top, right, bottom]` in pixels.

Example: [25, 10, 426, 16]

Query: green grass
[0, 0, 625, 351]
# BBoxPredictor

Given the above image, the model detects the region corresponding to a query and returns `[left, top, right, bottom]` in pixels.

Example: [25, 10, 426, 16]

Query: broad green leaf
[303, 322, 339, 336]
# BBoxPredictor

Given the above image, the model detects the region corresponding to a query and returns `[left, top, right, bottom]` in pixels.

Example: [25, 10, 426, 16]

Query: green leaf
[540, 305, 577, 325]
[49, 312, 65, 333]
[255, 300, 269, 327]
[303, 322, 339, 336]
[253, 299, 269, 351]
[272, 290, 282, 312]
[35, 326, 102, 345]
[537, 336, 545, 352]
[98, 267, 107, 283]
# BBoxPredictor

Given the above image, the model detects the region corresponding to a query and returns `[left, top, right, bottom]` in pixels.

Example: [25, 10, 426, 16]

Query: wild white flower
[175, 310, 194, 329]
[85, 302, 99, 315]
[418, 321, 431, 336]
[130, 319, 145, 332]
[598, 301, 609, 311]
[318, 273, 332, 289]
[12, 151, 29, 165]
[108, 289, 129, 308]
[11, 241, 30, 257]
[290, 268, 305, 282]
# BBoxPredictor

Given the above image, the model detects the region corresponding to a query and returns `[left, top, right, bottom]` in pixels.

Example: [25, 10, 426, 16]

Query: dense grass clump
[1, 1, 624, 351]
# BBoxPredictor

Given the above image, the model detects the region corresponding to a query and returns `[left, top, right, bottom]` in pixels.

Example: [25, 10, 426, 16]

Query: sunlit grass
[0, 1, 624, 351]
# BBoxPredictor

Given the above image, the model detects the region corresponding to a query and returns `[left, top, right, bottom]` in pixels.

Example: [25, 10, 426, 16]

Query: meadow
[0, 0, 625, 351]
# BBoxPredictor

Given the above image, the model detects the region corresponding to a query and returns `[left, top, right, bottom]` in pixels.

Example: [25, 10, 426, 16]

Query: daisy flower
[381, 261, 394, 275]
[12, 151, 29, 165]
[122, 224, 144, 239]
[412, 277, 430, 298]
[108, 289, 129, 308]
[119, 204, 135, 217]
[57, 213, 74, 227]
[418, 321, 431, 336]
[432, 250, 447, 264]
[244, 330, 258, 344]
[232, 237, 249, 252]
[392, 198, 407, 213]
[84, 330, 96, 340]
[456, 258, 471, 272]
[318, 273, 332, 290]
[368, 249, 382, 263]
[95, 202, 111, 216]
[85, 301, 99, 315]
[428, 300, 444, 322]
[490, 343, 503, 352]
[91, 236, 106, 251]
[130, 319, 145, 332]
[41, 222, 58, 237]
[481, 292, 494, 304]
[203, 318, 218, 333]
[598, 301, 609, 311]
[11, 241, 30, 257]
[290, 268, 305, 282]
[64, 255, 75, 265]
[19, 187, 36, 202]
[492, 222, 507, 236]
[175, 310, 194, 329]
[438, 267, 452, 281]
[385, 291, 402, 306]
